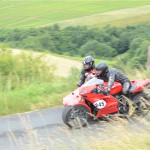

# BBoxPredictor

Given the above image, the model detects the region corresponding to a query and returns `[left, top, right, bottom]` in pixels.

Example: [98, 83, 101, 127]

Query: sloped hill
[43, 53, 82, 77]
[53, 5, 150, 28]
[12, 49, 82, 77]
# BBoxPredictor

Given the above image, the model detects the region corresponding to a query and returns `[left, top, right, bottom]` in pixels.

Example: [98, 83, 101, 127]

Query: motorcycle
[62, 78, 150, 128]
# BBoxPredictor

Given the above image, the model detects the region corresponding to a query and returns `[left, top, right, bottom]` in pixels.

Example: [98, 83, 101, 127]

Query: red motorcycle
[62, 78, 150, 128]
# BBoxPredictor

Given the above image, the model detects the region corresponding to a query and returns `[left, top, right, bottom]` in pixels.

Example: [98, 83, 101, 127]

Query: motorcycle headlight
[80, 98, 85, 102]
[80, 92, 87, 95]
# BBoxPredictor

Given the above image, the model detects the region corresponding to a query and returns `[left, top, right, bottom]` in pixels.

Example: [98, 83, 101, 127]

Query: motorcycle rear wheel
[62, 105, 90, 128]
[132, 91, 150, 116]
[118, 95, 134, 117]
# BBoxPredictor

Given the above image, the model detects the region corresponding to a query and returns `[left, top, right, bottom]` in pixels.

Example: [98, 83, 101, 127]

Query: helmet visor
[95, 70, 102, 76]
[83, 64, 91, 69]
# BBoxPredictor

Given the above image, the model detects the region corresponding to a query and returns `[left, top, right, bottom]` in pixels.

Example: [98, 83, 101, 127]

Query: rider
[95, 62, 131, 95]
[77, 55, 95, 87]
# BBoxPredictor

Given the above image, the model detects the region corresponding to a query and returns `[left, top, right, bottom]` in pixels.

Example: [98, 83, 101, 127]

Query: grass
[0, 46, 64, 115]
[0, 63, 149, 116]
[105, 14, 150, 27]
[0, 0, 150, 28]
[0, 46, 82, 115]
[0, 80, 74, 116]
[83, 122, 150, 150]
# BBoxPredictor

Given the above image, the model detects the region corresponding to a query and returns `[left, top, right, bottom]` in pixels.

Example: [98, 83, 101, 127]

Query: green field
[0, 0, 150, 28]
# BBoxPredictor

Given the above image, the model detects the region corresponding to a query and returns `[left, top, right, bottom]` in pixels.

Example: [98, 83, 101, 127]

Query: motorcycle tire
[62, 105, 90, 128]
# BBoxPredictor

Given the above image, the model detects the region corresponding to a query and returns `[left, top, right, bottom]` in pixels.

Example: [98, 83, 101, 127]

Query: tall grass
[0, 80, 76, 115]
[0, 44, 58, 115]
[80, 120, 150, 150]
[0, 44, 55, 92]
[0, 45, 80, 115]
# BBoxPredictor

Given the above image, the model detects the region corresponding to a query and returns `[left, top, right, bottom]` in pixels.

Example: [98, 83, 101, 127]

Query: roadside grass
[82, 121, 150, 150]
[1, 63, 149, 116]
[72, 118, 150, 150]
[7, 114, 150, 150]
[0, 0, 150, 28]
[0, 79, 75, 116]
[0, 45, 60, 116]
[0, 46, 80, 116]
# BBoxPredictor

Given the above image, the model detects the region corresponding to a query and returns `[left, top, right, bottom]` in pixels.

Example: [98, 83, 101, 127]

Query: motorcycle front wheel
[62, 105, 90, 128]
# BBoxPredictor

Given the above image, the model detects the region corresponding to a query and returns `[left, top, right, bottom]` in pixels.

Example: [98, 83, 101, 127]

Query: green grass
[0, 0, 150, 28]
[0, 80, 74, 116]
[0, 46, 81, 115]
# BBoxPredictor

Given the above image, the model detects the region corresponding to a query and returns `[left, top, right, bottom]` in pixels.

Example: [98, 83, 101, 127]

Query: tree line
[0, 24, 150, 68]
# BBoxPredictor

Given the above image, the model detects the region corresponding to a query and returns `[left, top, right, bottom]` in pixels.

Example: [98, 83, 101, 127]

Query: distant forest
[0, 24, 150, 68]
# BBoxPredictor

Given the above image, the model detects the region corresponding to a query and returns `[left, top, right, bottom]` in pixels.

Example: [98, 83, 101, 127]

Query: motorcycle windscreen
[80, 78, 104, 95]
[82, 77, 104, 87]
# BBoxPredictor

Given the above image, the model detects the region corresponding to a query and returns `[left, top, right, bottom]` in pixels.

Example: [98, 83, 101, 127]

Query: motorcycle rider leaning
[95, 62, 131, 96]
[77, 55, 95, 87]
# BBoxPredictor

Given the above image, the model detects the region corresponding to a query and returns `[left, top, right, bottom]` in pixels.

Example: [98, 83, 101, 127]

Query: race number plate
[93, 100, 106, 109]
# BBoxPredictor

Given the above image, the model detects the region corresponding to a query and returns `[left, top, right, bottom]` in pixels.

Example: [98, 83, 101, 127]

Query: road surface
[0, 106, 149, 150]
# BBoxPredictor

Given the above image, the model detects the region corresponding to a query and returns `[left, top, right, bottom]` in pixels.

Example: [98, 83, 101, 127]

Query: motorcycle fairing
[85, 94, 119, 117]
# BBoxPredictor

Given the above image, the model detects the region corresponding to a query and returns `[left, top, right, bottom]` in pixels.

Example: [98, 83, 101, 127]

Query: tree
[21, 36, 42, 51]
[79, 40, 117, 58]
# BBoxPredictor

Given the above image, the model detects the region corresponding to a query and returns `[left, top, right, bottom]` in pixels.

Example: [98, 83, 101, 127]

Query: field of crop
[57, 5, 150, 28]
[0, 0, 150, 28]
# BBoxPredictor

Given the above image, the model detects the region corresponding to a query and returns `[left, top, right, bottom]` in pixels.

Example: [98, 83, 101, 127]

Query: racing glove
[77, 80, 83, 87]
[101, 89, 110, 95]
[95, 88, 110, 95]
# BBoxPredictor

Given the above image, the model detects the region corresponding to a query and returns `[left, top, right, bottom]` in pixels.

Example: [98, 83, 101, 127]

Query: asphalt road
[0, 106, 149, 150]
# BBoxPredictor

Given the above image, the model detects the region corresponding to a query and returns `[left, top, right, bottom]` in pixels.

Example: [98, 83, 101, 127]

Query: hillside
[12, 49, 82, 77]
[0, 1, 149, 73]
[55, 5, 150, 28]
[0, 0, 149, 118]
[12, 49, 114, 77]
[0, 0, 150, 28]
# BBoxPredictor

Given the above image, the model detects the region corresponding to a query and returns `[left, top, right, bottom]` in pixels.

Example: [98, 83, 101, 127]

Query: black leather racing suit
[98, 68, 130, 94]
[77, 67, 95, 87]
